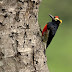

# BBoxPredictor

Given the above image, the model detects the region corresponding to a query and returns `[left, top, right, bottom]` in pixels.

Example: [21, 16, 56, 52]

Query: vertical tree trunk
[0, 0, 49, 72]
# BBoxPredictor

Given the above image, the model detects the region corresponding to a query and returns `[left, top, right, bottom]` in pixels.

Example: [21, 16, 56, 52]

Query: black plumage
[42, 14, 62, 49]
[46, 21, 59, 48]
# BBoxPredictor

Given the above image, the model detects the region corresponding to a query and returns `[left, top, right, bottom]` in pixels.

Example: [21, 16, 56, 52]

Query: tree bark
[0, 0, 49, 72]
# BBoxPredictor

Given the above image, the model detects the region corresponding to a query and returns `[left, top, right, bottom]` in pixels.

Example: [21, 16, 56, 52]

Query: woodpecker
[42, 14, 62, 48]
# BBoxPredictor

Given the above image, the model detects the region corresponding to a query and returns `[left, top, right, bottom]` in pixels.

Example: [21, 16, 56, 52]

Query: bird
[42, 14, 62, 48]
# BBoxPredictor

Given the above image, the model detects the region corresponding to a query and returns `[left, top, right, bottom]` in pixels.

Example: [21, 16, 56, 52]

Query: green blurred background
[38, 0, 72, 72]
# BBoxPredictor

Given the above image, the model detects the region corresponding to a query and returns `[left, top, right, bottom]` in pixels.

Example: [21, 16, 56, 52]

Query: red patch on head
[55, 16, 59, 18]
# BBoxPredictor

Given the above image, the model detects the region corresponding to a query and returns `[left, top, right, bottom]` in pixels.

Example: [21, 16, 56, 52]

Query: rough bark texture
[0, 0, 49, 72]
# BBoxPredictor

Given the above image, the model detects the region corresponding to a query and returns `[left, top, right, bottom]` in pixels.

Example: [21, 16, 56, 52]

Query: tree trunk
[0, 0, 49, 72]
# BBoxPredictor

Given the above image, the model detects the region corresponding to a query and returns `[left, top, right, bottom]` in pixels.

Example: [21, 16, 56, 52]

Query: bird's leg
[40, 28, 42, 33]
[39, 24, 42, 33]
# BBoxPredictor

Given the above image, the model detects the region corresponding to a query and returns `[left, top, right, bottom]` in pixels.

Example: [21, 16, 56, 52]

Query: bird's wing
[46, 30, 55, 48]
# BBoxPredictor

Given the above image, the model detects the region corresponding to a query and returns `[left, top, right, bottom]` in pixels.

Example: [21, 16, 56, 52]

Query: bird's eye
[55, 18, 59, 21]
[55, 19, 58, 21]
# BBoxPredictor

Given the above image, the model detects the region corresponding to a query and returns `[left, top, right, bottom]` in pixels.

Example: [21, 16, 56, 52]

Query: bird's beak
[49, 14, 55, 20]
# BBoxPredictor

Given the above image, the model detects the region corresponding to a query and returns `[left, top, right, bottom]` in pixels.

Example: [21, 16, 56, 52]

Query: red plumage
[42, 24, 48, 36]
[55, 16, 59, 18]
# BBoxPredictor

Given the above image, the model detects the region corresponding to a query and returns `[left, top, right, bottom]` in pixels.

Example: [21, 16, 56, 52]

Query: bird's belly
[42, 30, 49, 42]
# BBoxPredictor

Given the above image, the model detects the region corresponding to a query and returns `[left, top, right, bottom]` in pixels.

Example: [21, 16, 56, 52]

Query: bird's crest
[54, 16, 59, 18]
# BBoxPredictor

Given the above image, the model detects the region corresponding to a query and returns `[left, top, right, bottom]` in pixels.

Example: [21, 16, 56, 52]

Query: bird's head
[49, 14, 62, 24]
